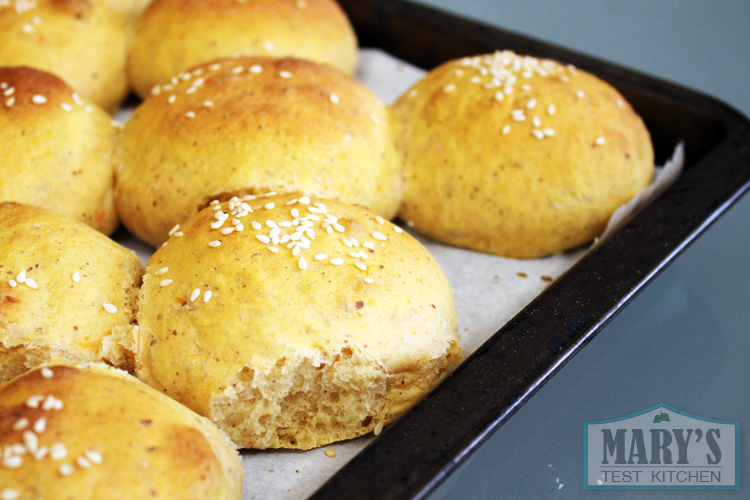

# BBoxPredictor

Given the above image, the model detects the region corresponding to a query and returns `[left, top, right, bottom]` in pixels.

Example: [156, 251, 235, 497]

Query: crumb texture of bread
[393, 50, 655, 259]
[0, 203, 142, 382]
[0, 363, 243, 499]
[135, 193, 461, 449]
[115, 57, 400, 247]
[0, 0, 129, 111]
[127, 0, 357, 98]
[0, 67, 119, 235]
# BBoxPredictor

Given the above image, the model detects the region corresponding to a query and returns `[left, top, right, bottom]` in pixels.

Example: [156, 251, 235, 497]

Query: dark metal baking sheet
[309, 0, 750, 498]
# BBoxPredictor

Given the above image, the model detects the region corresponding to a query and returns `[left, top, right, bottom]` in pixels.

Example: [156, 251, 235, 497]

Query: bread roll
[0, 203, 141, 383]
[0, 0, 129, 112]
[135, 192, 461, 449]
[127, 0, 357, 98]
[115, 57, 401, 247]
[0, 363, 243, 499]
[0, 67, 119, 235]
[393, 51, 655, 259]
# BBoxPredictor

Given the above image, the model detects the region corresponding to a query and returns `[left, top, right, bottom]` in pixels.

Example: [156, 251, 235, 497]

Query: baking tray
[308, 0, 750, 499]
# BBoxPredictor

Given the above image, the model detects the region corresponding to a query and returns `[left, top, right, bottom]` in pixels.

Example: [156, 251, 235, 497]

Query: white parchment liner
[116, 49, 684, 499]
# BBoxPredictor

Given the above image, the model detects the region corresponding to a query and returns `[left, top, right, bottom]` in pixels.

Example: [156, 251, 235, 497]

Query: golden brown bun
[0, 0, 129, 112]
[115, 57, 401, 248]
[0, 203, 142, 382]
[393, 51, 655, 259]
[127, 0, 357, 98]
[0, 363, 243, 499]
[135, 192, 461, 449]
[0, 67, 119, 235]
[100, 0, 150, 21]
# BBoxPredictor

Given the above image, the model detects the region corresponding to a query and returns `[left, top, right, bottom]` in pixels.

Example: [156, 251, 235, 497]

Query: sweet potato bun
[0, 203, 141, 383]
[127, 0, 357, 98]
[0, 363, 243, 499]
[0, 0, 129, 112]
[393, 51, 655, 259]
[0, 67, 119, 235]
[135, 192, 461, 449]
[115, 57, 401, 248]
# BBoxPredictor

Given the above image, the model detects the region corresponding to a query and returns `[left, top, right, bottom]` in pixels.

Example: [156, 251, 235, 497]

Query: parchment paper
[115, 49, 684, 499]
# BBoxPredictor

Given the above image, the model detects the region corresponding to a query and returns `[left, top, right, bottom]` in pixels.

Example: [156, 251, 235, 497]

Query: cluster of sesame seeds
[19, 13, 41, 34]
[152, 194, 406, 304]
[1, 371, 106, 482]
[420, 50, 608, 146]
[7, 268, 37, 289]
[1, 80, 93, 113]
[149, 59, 348, 121]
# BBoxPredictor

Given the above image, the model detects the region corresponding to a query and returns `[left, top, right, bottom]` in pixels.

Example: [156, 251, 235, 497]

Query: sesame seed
[154, 267, 169, 276]
[208, 240, 222, 247]
[174, 232, 184, 237]
[23, 430, 39, 453]
[298, 196, 310, 205]
[31, 94, 47, 104]
[203, 101, 213, 107]
[232, 65, 244, 74]
[4, 96, 14, 107]
[264, 202, 275, 209]
[594, 136, 606, 146]
[370, 114, 380, 125]
[329, 93, 339, 104]
[60, 102, 72, 111]
[25, 395, 44, 408]
[33, 446, 48, 460]
[375, 215, 385, 224]
[41, 366, 53, 378]
[185, 111, 195, 118]
[298, 256, 307, 270]
[279, 71, 292, 79]
[527, 99, 537, 109]
[314, 253, 328, 261]
[543, 128, 556, 137]
[325, 448, 336, 458]
[3, 456, 21, 469]
[33, 417, 46, 433]
[168, 224, 181, 236]
[267, 246, 279, 253]
[22, 23, 34, 33]
[363, 277, 374, 284]
[372, 231, 387, 241]
[532, 116, 541, 127]
[203, 290, 212, 302]
[394, 226, 404, 233]
[494, 91, 504, 101]
[443, 83, 456, 93]
[249, 65, 263, 74]
[220, 227, 235, 235]
[72, 93, 83, 106]
[521, 84, 532, 91]
[50, 443, 67, 460]
[296, 0, 306, 7]
[263, 41, 275, 52]
[256, 234, 271, 244]
[374, 422, 384, 435]
[251, 221, 262, 230]
[12, 418, 28, 431]
[209, 63, 221, 71]
[168, 95, 176, 104]
[85, 449, 102, 464]
[16, 269, 26, 283]
[547, 104, 556, 115]
[42, 395, 63, 411]
[159, 279, 173, 287]
[355, 262, 367, 271]
[8, 279, 17, 287]
[1, 488, 20, 500]
[532, 129, 545, 140]
[330, 258, 344, 266]
[76, 456, 91, 469]
[24, 278, 38, 289]
[103, 303, 117, 314]
[59, 464, 74, 476]
[577, 90, 586, 98]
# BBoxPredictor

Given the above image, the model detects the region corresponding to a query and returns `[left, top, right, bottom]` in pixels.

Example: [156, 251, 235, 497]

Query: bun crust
[393, 51, 655, 258]
[0, 363, 243, 499]
[115, 57, 400, 247]
[0, 67, 119, 235]
[0, 0, 129, 112]
[0, 203, 141, 382]
[127, 0, 357, 98]
[135, 192, 461, 449]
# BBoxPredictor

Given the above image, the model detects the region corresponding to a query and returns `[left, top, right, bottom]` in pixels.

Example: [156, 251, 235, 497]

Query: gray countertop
[408, 1, 750, 498]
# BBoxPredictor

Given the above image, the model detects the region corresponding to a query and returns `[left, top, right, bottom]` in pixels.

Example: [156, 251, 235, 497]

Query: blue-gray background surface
[409, 1, 750, 498]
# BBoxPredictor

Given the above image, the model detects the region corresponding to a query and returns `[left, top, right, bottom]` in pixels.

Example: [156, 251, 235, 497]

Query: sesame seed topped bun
[0, 363, 243, 499]
[0, 0, 129, 112]
[135, 192, 461, 449]
[114, 57, 401, 248]
[0, 203, 142, 383]
[127, 0, 358, 99]
[393, 51, 655, 259]
[0, 67, 119, 235]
